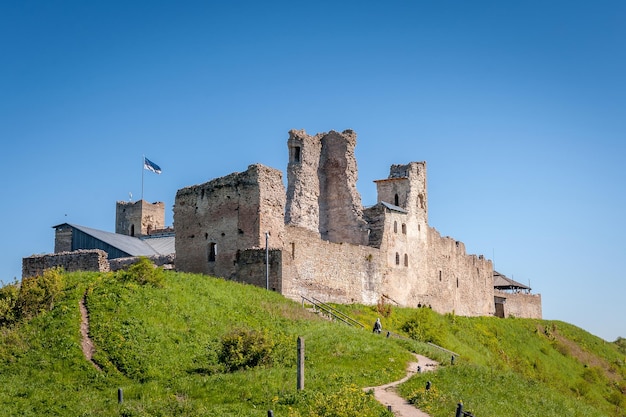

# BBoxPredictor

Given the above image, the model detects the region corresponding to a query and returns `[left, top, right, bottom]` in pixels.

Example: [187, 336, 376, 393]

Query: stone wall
[281, 225, 383, 305]
[286, 129, 368, 245]
[421, 227, 495, 316]
[22, 249, 109, 278]
[174, 164, 285, 278]
[172, 128, 541, 319]
[234, 249, 282, 292]
[286, 129, 321, 232]
[108, 254, 175, 271]
[496, 290, 543, 319]
[116, 200, 165, 236]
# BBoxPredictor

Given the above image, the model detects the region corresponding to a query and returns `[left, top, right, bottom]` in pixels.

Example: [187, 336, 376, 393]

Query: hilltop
[0, 262, 624, 416]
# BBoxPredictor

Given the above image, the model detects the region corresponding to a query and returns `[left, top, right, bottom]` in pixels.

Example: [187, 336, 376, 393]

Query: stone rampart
[22, 250, 109, 278]
[281, 225, 383, 305]
[420, 227, 495, 316]
[496, 290, 542, 319]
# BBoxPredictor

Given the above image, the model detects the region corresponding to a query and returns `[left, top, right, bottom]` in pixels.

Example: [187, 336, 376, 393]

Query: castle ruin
[174, 129, 542, 318]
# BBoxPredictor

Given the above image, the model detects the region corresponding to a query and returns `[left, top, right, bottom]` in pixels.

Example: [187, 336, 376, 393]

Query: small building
[493, 271, 541, 318]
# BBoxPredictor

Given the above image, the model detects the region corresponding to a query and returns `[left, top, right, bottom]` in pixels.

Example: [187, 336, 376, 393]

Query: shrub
[117, 257, 164, 287]
[401, 307, 444, 345]
[0, 281, 19, 325]
[16, 267, 64, 320]
[376, 297, 393, 318]
[309, 385, 392, 417]
[217, 328, 275, 372]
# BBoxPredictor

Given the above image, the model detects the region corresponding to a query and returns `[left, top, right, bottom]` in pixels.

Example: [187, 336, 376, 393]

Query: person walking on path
[373, 317, 382, 334]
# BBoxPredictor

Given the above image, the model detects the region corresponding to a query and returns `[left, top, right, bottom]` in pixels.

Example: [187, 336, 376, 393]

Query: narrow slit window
[208, 242, 217, 262]
[404, 254, 409, 267]
[395, 252, 400, 265]
[394, 193, 399, 206]
[402, 223, 406, 234]
[394, 221, 398, 233]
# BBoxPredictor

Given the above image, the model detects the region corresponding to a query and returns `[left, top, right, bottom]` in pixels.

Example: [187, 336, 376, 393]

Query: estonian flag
[144, 157, 162, 174]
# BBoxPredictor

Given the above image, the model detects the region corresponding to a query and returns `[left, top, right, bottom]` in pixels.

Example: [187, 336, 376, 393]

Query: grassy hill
[0, 262, 624, 416]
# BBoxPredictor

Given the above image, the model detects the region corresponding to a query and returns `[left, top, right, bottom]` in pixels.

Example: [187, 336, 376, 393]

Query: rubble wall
[22, 249, 109, 278]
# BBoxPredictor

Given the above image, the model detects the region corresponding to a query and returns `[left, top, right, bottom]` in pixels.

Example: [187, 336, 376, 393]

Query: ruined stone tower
[115, 200, 165, 237]
[174, 164, 285, 281]
[285, 129, 369, 245]
[375, 162, 428, 224]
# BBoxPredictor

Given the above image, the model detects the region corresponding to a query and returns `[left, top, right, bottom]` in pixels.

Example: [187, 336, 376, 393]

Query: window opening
[130, 224, 135, 237]
[292, 146, 301, 163]
[394, 221, 398, 233]
[208, 242, 217, 262]
[394, 193, 399, 206]
[404, 254, 409, 267]
[402, 223, 406, 234]
[395, 252, 400, 265]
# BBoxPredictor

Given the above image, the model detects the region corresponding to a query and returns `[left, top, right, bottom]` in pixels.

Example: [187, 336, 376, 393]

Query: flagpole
[141, 155, 145, 201]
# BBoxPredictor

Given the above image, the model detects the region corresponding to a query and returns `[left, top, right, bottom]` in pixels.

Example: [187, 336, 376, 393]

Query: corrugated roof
[493, 271, 531, 290]
[57, 223, 164, 257]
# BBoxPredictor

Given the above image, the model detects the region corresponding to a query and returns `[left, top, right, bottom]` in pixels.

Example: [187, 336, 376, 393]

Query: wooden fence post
[297, 336, 304, 391]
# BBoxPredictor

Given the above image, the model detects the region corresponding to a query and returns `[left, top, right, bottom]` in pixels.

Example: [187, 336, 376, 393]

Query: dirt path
[79, 292, 101, 370]
[364, 354, 438, 417]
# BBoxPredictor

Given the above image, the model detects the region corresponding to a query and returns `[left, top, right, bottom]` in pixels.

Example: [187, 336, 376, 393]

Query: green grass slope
[332, 303, 625, 417]
[1, 265, 624, 416]
[0, 268, 411, 416]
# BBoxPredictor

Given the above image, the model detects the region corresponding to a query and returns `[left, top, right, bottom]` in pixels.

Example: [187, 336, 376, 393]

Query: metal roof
[380, 201, 408, 214]
[493, 271, 531, 290]
[54, 223, 173, 257]
[140, 235, 175, 255]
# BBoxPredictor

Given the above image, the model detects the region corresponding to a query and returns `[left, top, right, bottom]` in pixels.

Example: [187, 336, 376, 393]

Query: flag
[144, 157, 162, 174]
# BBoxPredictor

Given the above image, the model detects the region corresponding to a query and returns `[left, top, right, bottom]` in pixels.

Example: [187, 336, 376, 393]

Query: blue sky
[1, 1, 624, 341]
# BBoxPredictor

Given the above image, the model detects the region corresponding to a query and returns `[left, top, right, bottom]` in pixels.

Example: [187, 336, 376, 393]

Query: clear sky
[1, 1, 624, 341]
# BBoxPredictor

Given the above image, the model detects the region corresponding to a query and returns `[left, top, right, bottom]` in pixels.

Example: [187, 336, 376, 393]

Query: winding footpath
[364, 354, 438, 417]
[79, 292, 101, 370]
